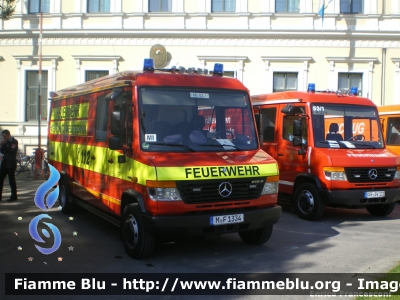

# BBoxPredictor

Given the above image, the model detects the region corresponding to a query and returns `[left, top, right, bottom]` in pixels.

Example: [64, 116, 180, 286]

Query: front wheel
[366, 203, 396, 216]
[15, 161, 22, 176]
[122, 204, 155, 259]
[239, 224, 273, 245]
[294, 183, 325, 220]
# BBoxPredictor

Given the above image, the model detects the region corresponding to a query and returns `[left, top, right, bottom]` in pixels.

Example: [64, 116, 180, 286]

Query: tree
[0, 0, 16, 20]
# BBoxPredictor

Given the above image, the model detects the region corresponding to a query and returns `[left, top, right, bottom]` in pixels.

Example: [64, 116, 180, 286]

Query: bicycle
[15, 152, 35, 175]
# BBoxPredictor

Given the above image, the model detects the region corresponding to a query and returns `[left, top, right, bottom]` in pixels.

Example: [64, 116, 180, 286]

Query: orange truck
[251, 85, 400, 220]
[378, 105, 400, 155]
[47, 59, 281, 259]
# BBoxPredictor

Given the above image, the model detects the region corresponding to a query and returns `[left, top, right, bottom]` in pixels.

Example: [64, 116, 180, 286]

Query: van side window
[260, 108, 276, 141]
[387, 117, 400, 145]
[282, 105, 306, 142]
[95, 94, 108, 141]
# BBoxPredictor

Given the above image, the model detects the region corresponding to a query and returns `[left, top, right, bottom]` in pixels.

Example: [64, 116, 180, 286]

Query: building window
[149, 0, 172, 12]
[340, 0, 363, 14]
[273, 72, 298, 92]
[87, 0, 110, 13]
[211, 0, 236, 12]
[275, 0, 299, 13]
[26, 71, 48, 121]
[209, 70, 236, 77]
[29, 0, 50, 13]
[85, 71, 109, 82]
[338, 73, 362, 95]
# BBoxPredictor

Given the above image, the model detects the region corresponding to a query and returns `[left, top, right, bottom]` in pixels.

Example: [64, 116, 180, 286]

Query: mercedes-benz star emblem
[218, 182, 232, 197]
[368, 169, 378, 180]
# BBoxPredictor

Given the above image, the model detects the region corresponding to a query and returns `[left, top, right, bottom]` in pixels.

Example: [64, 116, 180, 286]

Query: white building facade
[0, 0, 400, 153]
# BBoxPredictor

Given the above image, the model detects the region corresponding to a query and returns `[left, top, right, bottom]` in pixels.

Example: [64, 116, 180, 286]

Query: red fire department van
[48, 59, 281, 259]
[251, 85, 400, 220]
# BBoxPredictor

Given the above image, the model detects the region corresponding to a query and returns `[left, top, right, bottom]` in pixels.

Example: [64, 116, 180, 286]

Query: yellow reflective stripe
[48, 141, 156, 185]
[156, 164, 278, 180]
[83, 185, 121, 205]
[50, 120, 88, 135]
[51, 103, 89, 120]
[49, 141, 278, 183]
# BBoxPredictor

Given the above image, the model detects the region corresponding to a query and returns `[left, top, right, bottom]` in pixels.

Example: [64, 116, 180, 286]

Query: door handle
[278, 153, 284, 156]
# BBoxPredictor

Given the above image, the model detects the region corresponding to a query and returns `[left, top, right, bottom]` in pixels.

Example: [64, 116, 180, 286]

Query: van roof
[377, 104, 400, 115]
[251, 91, 376, 107]
[51, 70, 248, 101]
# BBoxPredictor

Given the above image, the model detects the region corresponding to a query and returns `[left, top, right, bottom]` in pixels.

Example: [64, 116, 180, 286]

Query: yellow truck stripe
[48, 141, 278, 184]
[50, 120, 88, 135]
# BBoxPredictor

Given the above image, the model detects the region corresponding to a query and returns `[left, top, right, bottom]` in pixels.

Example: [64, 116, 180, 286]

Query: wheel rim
[123, 214, 139, 249]
[298, 190, 314, 214]
[59, 185, 67, 207]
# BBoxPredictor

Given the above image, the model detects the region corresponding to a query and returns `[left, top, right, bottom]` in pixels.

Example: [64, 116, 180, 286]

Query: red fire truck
[252, 85, 400, 220]
[47, 59, 281, 258]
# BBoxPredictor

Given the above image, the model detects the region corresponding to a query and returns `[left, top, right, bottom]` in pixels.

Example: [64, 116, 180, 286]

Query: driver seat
[326, 123, 343, 141]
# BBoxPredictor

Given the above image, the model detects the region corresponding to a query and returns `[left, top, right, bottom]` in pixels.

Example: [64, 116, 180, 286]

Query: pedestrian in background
[0, 129, 18, 201]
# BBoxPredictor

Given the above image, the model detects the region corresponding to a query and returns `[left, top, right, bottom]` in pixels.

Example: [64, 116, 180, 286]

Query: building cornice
[71, 55, 122, 61]
[326, 57, 379, 63]
[12, 55, 61, 60]
[197, 56, 248, 62]
[261, 56, 313, 62]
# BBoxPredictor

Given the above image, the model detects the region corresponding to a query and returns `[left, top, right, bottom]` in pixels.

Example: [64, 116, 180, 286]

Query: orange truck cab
[251, 84, 400, 220]
[47, 59, 281, 259]
[378, 105, 400, 156]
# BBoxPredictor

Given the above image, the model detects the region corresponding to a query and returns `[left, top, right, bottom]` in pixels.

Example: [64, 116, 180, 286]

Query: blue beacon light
[350, 86, 358, 96]
[308, 83, 316, 93]
[143, 58, 155, 72]
[213, 63, 224, 76]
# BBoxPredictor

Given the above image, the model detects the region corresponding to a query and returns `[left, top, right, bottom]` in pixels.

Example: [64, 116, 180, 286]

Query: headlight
[146, 180, 182, 201]
[395, 167, 400, 179]
[261, 176, 279, 195]
[323, 167, 347, 181]
[148, 188, 182, 201]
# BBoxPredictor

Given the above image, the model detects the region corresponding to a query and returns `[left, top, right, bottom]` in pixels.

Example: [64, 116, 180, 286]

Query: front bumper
[142, 205, 282, 237]
[321, 188, 400, 207]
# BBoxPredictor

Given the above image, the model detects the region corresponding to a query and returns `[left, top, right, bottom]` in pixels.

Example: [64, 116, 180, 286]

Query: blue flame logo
[29, 163, 62, 255]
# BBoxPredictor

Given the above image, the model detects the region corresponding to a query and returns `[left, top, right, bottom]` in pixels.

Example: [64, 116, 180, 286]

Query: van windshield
[311, 104, 384, 149]
[138, 88, 258, 152]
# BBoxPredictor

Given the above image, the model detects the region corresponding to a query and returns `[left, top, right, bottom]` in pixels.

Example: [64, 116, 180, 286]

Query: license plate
[210, 214, 244, 226]
[364, 191, 385, 198]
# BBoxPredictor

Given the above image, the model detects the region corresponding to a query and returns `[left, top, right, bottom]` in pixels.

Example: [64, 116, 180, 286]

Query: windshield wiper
[353, 143, 376, 149]
[197, 143, 242, 151]
[146, 142, 195, 152]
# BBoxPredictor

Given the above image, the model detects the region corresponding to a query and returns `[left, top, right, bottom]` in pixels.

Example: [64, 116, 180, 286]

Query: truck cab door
[276, 105, 308, 195]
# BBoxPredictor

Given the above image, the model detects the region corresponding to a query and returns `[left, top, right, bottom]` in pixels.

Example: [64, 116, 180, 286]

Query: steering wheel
[215, 130, 235, 139]
[348, 134, 365, 141]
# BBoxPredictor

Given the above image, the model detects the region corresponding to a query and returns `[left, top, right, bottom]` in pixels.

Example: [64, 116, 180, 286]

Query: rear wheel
[122, 204, 155, 259]
[239, 224, 273, 245]
[366, 203, 396, 216]
[58, 178, 77, 214]
[294, 183, 325, 220]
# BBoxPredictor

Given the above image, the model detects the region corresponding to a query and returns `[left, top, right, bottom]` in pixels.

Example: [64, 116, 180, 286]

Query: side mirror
[293, 119, 302, 137]
[293, 136, 302, 146]
[105, 88, 123, 102]
[110, 111, 121, 135]
[281, 104, 294, 114]
[108, 136, 122, 150]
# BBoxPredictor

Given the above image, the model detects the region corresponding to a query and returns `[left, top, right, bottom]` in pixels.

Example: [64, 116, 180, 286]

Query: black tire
[58, 177, 77, 214]
[121, 204, 155, 259]
[366, 203, 396, 217]
[239, 224, 273, 245]
[294, 183, 325, 220]
[15, 161, 22, 176]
